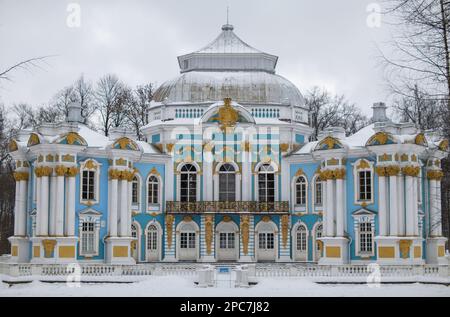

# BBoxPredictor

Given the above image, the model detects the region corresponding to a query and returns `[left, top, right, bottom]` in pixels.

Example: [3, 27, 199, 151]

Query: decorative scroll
[318, 168, 346, 180]
[165, 215, 175, 249]
[240, 215, 250, 255]
[205, 215, 214, 255]
[281, 215, 289, 248]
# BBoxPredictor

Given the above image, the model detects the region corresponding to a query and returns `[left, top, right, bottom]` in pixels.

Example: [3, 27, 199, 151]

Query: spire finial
[227, 6, 229, 24]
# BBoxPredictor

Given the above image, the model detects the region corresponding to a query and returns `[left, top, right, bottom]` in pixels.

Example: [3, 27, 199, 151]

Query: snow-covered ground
[0, 275, 449, 297]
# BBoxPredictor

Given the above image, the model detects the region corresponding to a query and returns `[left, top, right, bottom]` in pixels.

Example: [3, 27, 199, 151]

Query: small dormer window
[183, 60, 189, 69]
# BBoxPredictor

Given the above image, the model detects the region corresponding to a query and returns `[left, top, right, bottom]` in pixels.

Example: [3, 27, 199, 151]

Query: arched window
[295, 176, 307, 205]
[180, 164, 197, 202]
[314, 177, 323, 206]
[132, 176, 140, 206]
[147, 224, 158, 251]
[219, 163, 236, 201]
[147, 175, 159, 204]
[258, 164, 275, 202]
[296, 225, 307, 251]
[131, 224, 137, 238]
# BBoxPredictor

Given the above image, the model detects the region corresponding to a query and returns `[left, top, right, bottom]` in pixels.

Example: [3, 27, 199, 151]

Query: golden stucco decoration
[205, 215, 214, 255]
[217, 98, 239, 131]
[84, 160, 97, 170]
[27, 133, 40, 147]
[13, 172, 29, 181]
[281, 215, 289, 248]
[165, 215, 175, 249]
[8, 140, 18, 152]
[427, 170, 444, 180]
[402, 166, 420, 177]
[42, 239, 57, 258]
[356, 159, 370, 170]
[240, 215, 250, 255]
[414, 133, 427, 146]
[438, 139, 449, 152]
[399, 239, 412, 259]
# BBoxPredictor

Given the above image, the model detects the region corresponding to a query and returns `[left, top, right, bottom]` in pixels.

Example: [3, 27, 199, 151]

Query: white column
[236, 173, 241, 201]
[55, 175, 65, 236]
[322, 179, 328, 236]
[127, 181, 132, 237]
[389, 175, 399, 236]
[164, 159, 174, 202]
[49, 175, 56, 236]
[378, 175, 388, 236]
[18, 179, 28, 236]
[436, 180, 442, 236]
[405, 175, 414, 236]
[108, 178, 118, 237]
[40, 175, 49, 236]
[397, 174, 405, 236]
[203, 150, 213, 201]
[13, 180, 20, 236]
[336, 178, 344, 237]
[326, 179, 335, 237]
[65, 175, 76, 236]
[280, 159, 289, 202]
[241, 146, 249, 201]
[119, 179, 128, 237]
[35, 176, 42, 236]
[213, 174, 219, 201]
[412, 176, 419, 236]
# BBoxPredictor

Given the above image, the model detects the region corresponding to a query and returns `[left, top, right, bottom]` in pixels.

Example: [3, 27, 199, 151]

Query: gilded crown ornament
[218, 98, 239, 131]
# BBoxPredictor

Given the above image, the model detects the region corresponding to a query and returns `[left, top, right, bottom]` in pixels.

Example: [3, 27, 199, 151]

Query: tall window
[314, 177, 323, 206]
[258, 164, 275, 202]
[180, 164, 197, 202]
[359, 221, 373, 254]
[147, 175, 159, 204]
[358, 171, 372, 201]
[131, 224, 137, 238]
[219, 164, 236, 201]
[147, 225, 158, 251]
[132, 176, 139, 206]
[296, 225, 307, 251]
[219, 233, 235, 249]
[81, 222, 96, 255]
[180, 232, 196, 249]
[82, 170, 95, 201]
[258, 233, 274, 249]
[295, 176, 307, 205]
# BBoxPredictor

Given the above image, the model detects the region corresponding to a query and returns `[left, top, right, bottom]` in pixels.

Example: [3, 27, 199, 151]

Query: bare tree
[125, 84, 154, 140]
[306, 87, 368, 140]
[95, 74, 129, 136]
[0, 56, 53, 81]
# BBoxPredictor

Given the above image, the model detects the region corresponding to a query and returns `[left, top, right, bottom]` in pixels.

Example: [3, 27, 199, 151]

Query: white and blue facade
[8, 24, 449, 266]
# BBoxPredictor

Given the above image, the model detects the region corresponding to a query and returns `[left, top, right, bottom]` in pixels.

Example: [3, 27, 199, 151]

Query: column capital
[34, 166, 53, 178]
[65, 166, 79, 177]
[402, 165, 420, 177]
[13, 171, 29, 181]
[375, 165, 400, 176]
[427, 169, 444, 180]
[318, 168, 346, 180]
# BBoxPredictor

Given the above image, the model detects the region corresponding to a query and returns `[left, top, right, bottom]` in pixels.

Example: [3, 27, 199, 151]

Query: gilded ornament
[400, 154, 409, 162]
[427, 170, 444, 180]
[438, 139, 449, 151]
[241, 141, 251, 152]
[42, 239, 56, 258]
[84, 160, 97, 170]
[379, 153, 392, 162]
[115, 158, 127, 166]
[8, 140, 18, 152]
[279, 143, 290, 152]
[240, 215, 250, 255]
[65, 166, 79, 177]
[281, 215, 289, 248]
[356, 160, 370, 170]
[262, 215, 271, 222]
[165, 215, 175, 249]
[399, 239, 412, 259]
[367, 132, 390, 146]
[205, 215, 214, 255]
[183, 215, 193, 222]
[295, 168, 305, 177]
[27, 133, 40, 147]
[402, 166, 420, 177]
[62, 154, 75, 162]
[414, 133, 427, 146]
[411, 154, 417, 162]
[13, 171, 29, 181]
[55, 165, 67, 177]
[38, 155, 44, 163]
[222, 215, 232, 223]
[166, 143, 175, 153]
[218, 98, 239, 131]
[327, 158, 339, 166]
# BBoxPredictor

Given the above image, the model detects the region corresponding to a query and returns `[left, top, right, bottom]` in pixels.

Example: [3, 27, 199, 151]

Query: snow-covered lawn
[0, 275, 449, 297]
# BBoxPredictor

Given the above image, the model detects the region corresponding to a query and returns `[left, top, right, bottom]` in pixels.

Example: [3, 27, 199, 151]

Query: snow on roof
[195, 24, 264, 54]
[344, 124, 375, 148]
[78, 124, 109, 148]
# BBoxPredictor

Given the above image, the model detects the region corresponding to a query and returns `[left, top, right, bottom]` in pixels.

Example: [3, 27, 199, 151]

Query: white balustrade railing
[0, 261, 448, 279]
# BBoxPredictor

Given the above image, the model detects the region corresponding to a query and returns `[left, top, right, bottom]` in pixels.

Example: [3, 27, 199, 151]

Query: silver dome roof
[153, 71, 305, 106]
[153, 24, 305, 107]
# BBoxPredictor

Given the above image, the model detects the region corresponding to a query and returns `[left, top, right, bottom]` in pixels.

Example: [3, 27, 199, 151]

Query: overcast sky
[0, 0, 394, 116]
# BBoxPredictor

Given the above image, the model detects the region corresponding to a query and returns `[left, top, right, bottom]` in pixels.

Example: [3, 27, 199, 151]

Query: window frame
[353, 159, 374, 206]
[79, 159, 101, 205]
[78, 209, 101, 257]
[352, 211, 375, 257]
[146, 172, 162, 213]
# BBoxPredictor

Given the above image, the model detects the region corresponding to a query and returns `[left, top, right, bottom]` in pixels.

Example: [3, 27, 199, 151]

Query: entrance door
[146, 224, 159, 261]
[294, 225, 308, 261]
[178, 223, 197, 261]
[257, 232, 276, 261]
[217, 232, 237, 261]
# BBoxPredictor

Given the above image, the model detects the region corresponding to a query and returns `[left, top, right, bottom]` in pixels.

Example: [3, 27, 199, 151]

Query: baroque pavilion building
[8, 24, 449, 266]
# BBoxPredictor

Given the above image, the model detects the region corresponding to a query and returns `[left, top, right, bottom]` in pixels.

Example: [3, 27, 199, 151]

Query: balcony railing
[166, 201, 290, 214]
